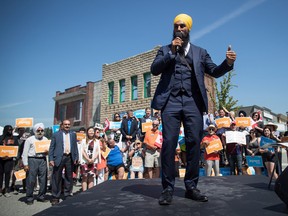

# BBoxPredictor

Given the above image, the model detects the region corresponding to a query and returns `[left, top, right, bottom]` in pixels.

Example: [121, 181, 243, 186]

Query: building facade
[53, 80, 102, 131]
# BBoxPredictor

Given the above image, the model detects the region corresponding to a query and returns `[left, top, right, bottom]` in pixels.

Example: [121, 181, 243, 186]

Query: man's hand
[226, 45, 237, 65]
[171, 36, 183, 54]
[49, 161, 55, 167]
[24, 165, 29, 172]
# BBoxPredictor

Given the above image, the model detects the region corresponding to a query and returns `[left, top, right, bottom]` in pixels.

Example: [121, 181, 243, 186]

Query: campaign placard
[14, 169, 26, 181]
[76, 133, 86, 141]
[246, 156, 263, 167]
[259, 136, 276, 152]
[34, 140, 51, 153]
[225, 131, 246, 145]
[205, 138, 223, 155]
[235, 117, 251, 127]
[52, 125, 60, 133]
[141, 122, 152, 133]
[215, 117, 231, 128]
[109, 121, 122, 130]
[15, 118, 33, 128]
[131, 157, 143, 169]
[0, 146, 18, 157]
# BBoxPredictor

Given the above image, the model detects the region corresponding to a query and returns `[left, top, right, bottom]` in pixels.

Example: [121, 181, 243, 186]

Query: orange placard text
[0, 146, 18, 157]
[15, 118, 33, 128]
[215, 117, 231, 128]
[205, 138, 223, 155]
[34, 140, 51, 153]
[235, 117, 251, 127]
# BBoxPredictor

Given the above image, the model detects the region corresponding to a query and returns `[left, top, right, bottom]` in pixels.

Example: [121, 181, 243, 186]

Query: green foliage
[210, 70, 240, 112]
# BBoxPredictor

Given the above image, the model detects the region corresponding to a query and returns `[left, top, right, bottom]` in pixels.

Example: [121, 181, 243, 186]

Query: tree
[210, 70, 240, 112]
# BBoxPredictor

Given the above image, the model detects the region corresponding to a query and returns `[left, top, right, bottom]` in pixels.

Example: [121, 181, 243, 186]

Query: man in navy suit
[49, 120, 79, 205]
[151, 13, 237, 205]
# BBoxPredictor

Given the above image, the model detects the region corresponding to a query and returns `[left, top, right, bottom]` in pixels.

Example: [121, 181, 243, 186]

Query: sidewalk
[0, 183, 82, 216]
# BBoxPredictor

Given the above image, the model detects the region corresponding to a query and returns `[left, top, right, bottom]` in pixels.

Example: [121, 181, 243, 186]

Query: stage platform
[36, 175, 288, 216]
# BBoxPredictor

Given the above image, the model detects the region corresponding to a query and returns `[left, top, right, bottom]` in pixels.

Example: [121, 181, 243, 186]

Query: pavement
[0, 182, 82, 216]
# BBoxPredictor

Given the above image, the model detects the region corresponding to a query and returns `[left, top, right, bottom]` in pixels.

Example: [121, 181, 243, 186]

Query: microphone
[174, 32, 183, 53]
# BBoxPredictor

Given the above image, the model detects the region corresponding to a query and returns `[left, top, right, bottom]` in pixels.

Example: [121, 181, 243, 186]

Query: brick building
[53, 80, 102, 131]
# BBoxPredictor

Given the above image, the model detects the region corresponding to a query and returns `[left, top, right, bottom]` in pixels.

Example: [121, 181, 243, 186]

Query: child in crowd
[201, 124, 222, 176]
[128, 140, 145, 179]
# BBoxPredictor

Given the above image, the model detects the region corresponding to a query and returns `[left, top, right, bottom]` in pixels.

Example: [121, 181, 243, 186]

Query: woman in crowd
[0, 125, 19, 197]
[95, 128, 108, 184]
[246, 129, 262, 175]
[80, 126, 100, 191]
[251, 112, 263, 137]
[258, 126, 281, 179]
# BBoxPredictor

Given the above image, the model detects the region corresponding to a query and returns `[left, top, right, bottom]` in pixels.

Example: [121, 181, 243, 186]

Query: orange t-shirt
[201, 134, 221, 161]
[144, 129, 160, 150]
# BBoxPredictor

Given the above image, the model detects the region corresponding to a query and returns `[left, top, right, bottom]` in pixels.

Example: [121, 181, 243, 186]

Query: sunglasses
[36, 130, 44, 133]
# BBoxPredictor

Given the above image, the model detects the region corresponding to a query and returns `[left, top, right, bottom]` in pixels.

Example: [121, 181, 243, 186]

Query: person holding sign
[0, 125, 19, 198]
[200, 125, 222, 176]
[151, 13, 236, 205]
[21, 123, 49, 205]
[246, 129, 262, 175]
[143, 120, 162, 179]
[128, 140, 145, 179]
[257, 126, 281, 180]
[222, 121, 244, 175]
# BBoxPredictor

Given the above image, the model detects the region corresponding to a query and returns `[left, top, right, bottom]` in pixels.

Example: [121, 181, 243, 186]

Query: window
[75, 100, 83, 121]
[119, 79, 125, 103]
[59, 105, 67, 122]
[144, 72, 151, 98]
[131, 76, 138, 100]
[108, 82, 114, 104]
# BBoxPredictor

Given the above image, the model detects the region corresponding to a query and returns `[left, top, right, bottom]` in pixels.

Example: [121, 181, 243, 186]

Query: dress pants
[26, 157, 47, 201]
[51, 154, 73, 199]
[161, 92, 203, 191]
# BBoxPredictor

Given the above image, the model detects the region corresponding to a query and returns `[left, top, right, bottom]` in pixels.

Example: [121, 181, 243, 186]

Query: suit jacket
[151, 43, 233, 112]
[120, 117, 139, 142]
[48, 130, 79, 167]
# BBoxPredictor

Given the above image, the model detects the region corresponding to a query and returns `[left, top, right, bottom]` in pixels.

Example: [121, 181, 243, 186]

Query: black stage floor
[36, 175, 288, 216]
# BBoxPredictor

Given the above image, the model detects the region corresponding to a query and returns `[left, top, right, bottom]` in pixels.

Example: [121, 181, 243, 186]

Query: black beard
[173, 31, 190, 53]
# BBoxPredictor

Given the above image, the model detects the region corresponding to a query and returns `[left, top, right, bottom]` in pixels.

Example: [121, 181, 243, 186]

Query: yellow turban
[174, 14, 193, 31]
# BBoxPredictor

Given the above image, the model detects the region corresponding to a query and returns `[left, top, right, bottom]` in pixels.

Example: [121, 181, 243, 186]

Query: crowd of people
[0, 107, 287, 206]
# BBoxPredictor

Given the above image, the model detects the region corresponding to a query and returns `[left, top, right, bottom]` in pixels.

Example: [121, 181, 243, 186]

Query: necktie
[65, 133, 70, 154]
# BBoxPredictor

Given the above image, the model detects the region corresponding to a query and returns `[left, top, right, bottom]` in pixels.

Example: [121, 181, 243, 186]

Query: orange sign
[101, 147, 111, 159]
[14, 169, 26, 181]
[235, 117, 251, 127]
[205, 138, 223, 155]
[15, 118, 33, 128]
[76, 133, 86, 141]
[141, 122, 153, 132]
[34, 140, 51, 153]
[0, 146, 18, 157]
[215, 117, 231, 128]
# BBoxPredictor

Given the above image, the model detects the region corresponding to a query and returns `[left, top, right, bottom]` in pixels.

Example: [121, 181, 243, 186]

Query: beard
[172, 31, 190, 53]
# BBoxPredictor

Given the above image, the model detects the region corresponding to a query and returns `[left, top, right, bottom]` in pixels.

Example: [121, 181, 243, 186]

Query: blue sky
[0, 0, 287, 128]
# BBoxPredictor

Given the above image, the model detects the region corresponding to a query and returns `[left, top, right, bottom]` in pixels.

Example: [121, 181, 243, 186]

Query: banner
[246, 156, 263, 167]
[109, 121, 122, 130]
[215, 117, 231, 128]
[141, 122, 152, 133]
[0, 146, 18, 157]
[205, 138, 223, 155]
[259, 136, 276, 152]
[14, 169, 26, 181]
[235, 117, 251, 127]
[133, 109, 145, 119]
[225, 131, 246, 145]
[15, 118, 33, 128]
[34, 140, 51, 153]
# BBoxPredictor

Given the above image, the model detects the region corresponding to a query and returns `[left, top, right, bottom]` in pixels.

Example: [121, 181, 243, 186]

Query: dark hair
[0, 125, 13, 144]
[251, 112, 260, 121]
[238, 110, 247, 117]
[79, 127, 86, 132]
